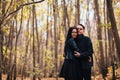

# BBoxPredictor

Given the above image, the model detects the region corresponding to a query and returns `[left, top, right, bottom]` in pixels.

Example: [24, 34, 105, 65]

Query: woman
[59, 27, 80, 80]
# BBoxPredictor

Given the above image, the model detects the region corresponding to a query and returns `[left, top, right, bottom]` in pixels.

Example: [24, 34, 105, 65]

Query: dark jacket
[64, 38, 79, 60]
[76, 34, 94, 69]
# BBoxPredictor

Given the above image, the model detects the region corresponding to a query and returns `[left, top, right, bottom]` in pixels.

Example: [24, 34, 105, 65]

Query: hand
[88, 56, 92, 62]
[63, 54, 65, 57]
[74, 51, 80, 57]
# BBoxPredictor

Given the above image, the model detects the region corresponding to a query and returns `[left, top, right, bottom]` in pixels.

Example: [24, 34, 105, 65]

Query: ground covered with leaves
[2, 68, 120, 80]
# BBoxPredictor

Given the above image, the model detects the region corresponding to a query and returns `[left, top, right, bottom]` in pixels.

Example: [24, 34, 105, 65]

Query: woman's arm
[68, 38, 79, 52]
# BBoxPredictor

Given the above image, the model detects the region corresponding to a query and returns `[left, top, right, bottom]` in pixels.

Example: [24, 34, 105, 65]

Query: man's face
[77, 25, 84, 35]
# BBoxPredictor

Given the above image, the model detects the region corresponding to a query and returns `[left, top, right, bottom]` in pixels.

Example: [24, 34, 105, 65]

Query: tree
[106, 0, 120, 61]
[94, 0, 107, 79]
[21, 9, 31, 80]
[0, 0, 6, 79]
[32, 1, 36, 79]
[53, 0, 58, 79]
[62, 0, 70, 37]
[75, 0, 80, 25]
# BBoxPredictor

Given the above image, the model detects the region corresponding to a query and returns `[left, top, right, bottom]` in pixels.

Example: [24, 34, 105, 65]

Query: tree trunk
[103, 0, 109, 69]
[44, 3, 49, 77]
[0, 0, 5, 79]
[106, 0, 120, 61]
[32, 2, 36, 80]
[86, 0, 91, 37]
[62, 0, 70, 37]
[53, 0, 58, 79]
[40, 31, 43, 70]
[6, 23, 14, 80]
[21, 9, 31, 80]
[75, 0, 80, 25]
[94, 0, 106, 79]
[14, 8, 23, 80]
[0, 13, 3, 80]
[34, 4, 41, 80]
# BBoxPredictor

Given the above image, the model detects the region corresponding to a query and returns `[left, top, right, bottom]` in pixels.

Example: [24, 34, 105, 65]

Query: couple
[59, 24, 94, 80]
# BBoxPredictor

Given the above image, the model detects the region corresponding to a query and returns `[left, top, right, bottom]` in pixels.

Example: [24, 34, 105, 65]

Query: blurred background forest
[0, 0, 120, 80]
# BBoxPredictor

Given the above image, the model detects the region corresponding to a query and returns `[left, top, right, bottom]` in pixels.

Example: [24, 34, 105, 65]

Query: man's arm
[80, 38, 94, 57]
[74, 38, 93, 58]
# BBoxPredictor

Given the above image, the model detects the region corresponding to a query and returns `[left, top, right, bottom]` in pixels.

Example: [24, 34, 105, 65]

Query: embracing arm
[80, 38, 94, 58]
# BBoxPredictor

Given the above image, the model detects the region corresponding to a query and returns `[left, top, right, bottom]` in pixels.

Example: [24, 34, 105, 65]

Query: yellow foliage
[47, 0, 53, 5]
[108, 66, 112, 73]
[1, 26, 10, 36]
[83, 5, 87, 10]
[23, 7, 30, 19]
[24, 31, 30, 37]
[115, 8, 120, 16]
[3, 46, 10, 59]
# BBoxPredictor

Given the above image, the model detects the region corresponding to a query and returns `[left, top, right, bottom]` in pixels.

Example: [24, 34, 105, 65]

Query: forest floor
[0, 74, 110, 80]
[2, 68, 120, 80]
[1, 74, 103, 80]
[2, 75, 64, 80]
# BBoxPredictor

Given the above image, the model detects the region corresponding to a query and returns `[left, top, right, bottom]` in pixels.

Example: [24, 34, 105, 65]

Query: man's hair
[78, 24, 85, 29]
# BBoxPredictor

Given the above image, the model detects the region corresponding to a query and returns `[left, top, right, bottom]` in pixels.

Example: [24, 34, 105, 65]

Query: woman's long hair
[64, 27, 77, 54]
[65, 27, 77, 44]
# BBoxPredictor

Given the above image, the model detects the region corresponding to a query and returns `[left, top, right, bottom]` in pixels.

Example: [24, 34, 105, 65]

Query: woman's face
[77, 25, 84, 35]
[71, 29, 77, 38]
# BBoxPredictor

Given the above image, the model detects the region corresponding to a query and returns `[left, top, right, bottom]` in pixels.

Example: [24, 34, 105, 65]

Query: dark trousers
[65, 78, 77, 80]
[65, 78, 73, 80]
[65, 77, 79, 80]
[79, 68, 92, 80]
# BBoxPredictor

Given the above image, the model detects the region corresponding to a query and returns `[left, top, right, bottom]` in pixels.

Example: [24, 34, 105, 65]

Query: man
[74, 24, 94, 80]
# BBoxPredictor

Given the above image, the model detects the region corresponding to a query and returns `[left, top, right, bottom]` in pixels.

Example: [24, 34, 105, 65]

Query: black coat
[64, 38, 79, 60]
[76, 34, 94, 69]
[59, 38, 81, 79]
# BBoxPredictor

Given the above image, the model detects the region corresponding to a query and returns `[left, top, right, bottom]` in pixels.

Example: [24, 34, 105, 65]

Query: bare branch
[5, 0, 13, 15]
[0, 0, 44, 28]
[5, 0, 44, 19]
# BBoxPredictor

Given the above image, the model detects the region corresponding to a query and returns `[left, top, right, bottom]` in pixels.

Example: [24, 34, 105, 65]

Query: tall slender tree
[44, 2, 49, 77]
[94, 0, 107, 79]
[53, 0, 58, 79]
[0, 8, 2, 80]
[0, 0, 6, 79]
[106, 0, 120, 61]
[6, 22, 14, 80]
[32, 0, 36, 79]
[75, 0, 80, 25]
[62, 0, 70, 37]
[86, 0, 91, 36]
